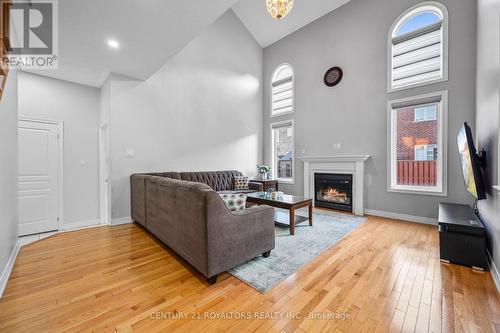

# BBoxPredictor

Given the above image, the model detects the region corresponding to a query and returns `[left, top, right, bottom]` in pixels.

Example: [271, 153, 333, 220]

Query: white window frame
[270, 119, 295, 184]
[387, 91, 448, 196]
[387, 1, 449, 92]
[414, 144, 437, 161]
[414, 105, 437, 122]
[271, 63, 295, 118]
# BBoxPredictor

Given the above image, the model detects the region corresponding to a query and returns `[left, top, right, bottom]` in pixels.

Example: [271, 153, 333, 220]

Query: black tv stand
[438, 203, 487, 271]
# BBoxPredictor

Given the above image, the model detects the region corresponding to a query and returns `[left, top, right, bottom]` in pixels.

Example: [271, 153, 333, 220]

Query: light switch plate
[125, 149, 135, 158]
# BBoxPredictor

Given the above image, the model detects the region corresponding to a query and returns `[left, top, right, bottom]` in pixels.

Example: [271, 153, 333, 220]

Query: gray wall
[100, 73, 137, 125]
[0, 71, 18, 278]
[109, 10, 263, 219]
[263, 0, 477, 219]
[476, 0, 500, 272]
[18, 72, 101, 226]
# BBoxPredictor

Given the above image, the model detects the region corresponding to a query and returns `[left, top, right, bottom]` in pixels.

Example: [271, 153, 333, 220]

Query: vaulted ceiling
[25, 0, 351, 87]
[232, 0, 351, 47]
[25, 0, 240, 87]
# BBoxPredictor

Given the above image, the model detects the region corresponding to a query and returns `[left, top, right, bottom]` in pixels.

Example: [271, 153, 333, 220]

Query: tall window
[389, 2, 448, 91]
[271, 120, 294, 183]
[388, 91, 447, 195]
[271, 64, 294, 117]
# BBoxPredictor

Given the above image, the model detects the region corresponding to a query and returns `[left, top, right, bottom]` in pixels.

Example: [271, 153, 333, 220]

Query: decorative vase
[261, 173, 269, 180]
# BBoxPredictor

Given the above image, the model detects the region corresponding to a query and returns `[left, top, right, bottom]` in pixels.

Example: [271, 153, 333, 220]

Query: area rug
[228, 209, 366, 293]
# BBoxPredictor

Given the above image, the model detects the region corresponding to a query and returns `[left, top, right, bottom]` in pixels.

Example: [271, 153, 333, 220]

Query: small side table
[251, 179, 279, 192]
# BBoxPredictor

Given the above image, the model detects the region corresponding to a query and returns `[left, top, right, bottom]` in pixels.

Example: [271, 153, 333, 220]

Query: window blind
[391, 95, 441, 110]
[272, 76, 293, 114]
[391, 21, 443, 89]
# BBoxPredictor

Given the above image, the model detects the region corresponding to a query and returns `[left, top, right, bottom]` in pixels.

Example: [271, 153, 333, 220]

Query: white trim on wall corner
[0, 240, 21, 298]
[111, 217, 133, 226]
[487, 250, 500, 294]
[365, 209, 438, 225]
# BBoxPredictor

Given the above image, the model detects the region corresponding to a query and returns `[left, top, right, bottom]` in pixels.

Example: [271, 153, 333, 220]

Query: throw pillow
[219, 193, 247, 212]
[233, 176, 249, 190]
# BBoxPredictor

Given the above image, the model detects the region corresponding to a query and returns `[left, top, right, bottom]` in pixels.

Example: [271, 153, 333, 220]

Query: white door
[99, 122, 110, 225]
[18, 119, 61, 236]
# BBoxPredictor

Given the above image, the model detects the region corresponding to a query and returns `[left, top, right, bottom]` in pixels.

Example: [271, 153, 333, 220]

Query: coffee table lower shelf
[246, 192, 313, 235]
[274, 210, 309, 227]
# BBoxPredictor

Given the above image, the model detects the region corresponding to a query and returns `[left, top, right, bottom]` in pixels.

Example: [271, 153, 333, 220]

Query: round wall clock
[324, 66, 343, 87]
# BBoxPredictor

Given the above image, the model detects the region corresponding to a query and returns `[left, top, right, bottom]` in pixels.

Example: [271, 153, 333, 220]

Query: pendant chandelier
[266, 0, 294, 20]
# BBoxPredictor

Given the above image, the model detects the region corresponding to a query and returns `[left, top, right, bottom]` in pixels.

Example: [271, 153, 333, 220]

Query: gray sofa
[130, 171, 275, 284]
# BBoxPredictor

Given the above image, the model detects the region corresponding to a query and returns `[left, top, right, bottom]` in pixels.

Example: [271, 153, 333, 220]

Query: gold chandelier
[266, 0, 294, 20]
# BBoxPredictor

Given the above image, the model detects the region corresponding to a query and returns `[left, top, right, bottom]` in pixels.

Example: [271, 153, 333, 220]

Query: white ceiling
[232, 0, 351, 47]
[24, 0, 351, 87]
[25, 0, 239, 87]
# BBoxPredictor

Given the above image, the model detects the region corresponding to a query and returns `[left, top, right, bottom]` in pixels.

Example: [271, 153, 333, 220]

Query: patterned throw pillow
[233, 176, 249, 190]
[219, 193, 247, 212]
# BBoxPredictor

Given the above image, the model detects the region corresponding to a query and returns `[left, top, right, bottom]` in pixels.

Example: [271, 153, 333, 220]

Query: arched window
[389, 2, 448, 91]
[271, 64, 294, 116]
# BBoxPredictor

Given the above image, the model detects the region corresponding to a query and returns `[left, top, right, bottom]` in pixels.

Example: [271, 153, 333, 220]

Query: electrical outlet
[333, 143, 342, 150]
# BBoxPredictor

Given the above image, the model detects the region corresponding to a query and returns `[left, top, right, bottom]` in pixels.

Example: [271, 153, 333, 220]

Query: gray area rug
[229, 209, 366, 293]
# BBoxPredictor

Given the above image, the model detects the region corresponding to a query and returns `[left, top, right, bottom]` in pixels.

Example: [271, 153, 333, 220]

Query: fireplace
[314, 173, 353, 212]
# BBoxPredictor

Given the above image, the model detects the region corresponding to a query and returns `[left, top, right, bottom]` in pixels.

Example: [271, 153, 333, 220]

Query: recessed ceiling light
[107, 39, 120, 50]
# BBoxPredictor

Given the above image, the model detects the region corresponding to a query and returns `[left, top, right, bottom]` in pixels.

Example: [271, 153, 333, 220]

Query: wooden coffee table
[246, 192, 313, 235]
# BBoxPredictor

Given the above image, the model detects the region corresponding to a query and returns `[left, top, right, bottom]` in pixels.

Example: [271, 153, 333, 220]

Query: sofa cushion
[132, 172, 181, 180]
[233, 176, 249, 190]
[218, 193, 247, 212]
[180, 171, 242, 191]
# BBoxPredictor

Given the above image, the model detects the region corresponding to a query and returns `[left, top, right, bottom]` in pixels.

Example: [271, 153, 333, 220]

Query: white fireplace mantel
[300, 155, 370, 216]
[300, 155, 370, 163]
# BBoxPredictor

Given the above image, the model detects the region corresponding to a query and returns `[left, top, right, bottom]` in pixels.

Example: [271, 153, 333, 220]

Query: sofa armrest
[130, 174, 149, 227]
[206, 193, 275, 277]
[248, 181, 263, 192]
[229, 205, 271, 217]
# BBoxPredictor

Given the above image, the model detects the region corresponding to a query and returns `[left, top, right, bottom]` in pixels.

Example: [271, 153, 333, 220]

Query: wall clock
[324, 66, 343, 87]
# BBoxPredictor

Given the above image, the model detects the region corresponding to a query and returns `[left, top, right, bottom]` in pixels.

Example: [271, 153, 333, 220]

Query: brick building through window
[394, 103, 439, 187]
[396, 105, 437, 161]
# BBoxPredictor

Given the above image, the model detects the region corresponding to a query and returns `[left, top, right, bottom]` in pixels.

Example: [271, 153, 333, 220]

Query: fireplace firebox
[314, 173, 353, 212]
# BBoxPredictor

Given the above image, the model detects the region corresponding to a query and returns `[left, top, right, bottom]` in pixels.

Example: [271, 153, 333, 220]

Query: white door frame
[99, 122, 111, 225]
[18, 117, 64, 231]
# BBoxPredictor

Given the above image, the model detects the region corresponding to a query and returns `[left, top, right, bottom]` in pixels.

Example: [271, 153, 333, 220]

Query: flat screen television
[457, 122, 486, 200]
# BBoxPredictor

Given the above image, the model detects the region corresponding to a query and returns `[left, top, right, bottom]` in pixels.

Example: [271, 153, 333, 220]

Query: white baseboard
[111, 217, 133, 226]
[62, 219, 101, 231]
[0, 240, 21, 298]
[487, 250, 500, 294]
[364, 209, 438, 225]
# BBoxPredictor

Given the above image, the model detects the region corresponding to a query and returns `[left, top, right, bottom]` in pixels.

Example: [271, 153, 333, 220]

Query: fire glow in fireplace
[314, 173, 353, 212]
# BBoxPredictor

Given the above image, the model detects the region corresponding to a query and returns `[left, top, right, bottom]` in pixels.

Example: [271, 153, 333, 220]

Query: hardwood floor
[0, 216, 498, 332]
